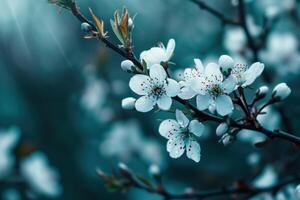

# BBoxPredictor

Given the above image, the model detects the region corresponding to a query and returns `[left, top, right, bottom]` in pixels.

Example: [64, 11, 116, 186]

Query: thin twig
[190, 0, 240, 25]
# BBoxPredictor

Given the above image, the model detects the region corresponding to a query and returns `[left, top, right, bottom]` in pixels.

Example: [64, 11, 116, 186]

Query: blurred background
[0, 0, 300, 199]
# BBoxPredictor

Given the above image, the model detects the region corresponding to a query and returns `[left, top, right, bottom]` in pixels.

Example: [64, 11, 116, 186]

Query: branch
[70, 2, 143, 70]
[61, 1, 300, 145]
[189, 0, 240, 25]
[99, 165, 300, 200]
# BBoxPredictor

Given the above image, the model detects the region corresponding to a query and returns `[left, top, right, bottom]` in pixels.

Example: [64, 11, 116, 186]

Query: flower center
[209, 85, 223, 97]
[152, 86, 164, 96]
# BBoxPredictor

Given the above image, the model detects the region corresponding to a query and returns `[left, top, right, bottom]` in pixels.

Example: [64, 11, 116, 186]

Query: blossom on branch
[140, 39, 175, 68]
[218, 55, 265, 87]
[192, 62, 236, 116]
[178, 59, 204, 100]
[159, 110, 204, 162]
[129, 64, 179, 112]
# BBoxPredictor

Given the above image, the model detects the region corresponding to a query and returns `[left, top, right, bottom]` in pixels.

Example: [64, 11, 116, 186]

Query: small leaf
[89, 8, 107, 38]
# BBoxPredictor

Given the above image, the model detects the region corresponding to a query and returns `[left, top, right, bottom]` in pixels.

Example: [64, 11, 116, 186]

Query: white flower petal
[215, 95, 233, 116]
[149, 64, 167, 84]
[178, 86, 196, 100]
[221, 75, 236, 94]
[165, 78, 180, 97]
[242, 62, 264, 87]
[168, 136, 185, 158]
[166, 39, 175, 60]
[157, 95, 172, 110]
[159, 119, 180, 139]
[129, 75, 151, 95]
[140, 48, 166, 68]
[196, 94, 211, 110]
[194, 58, 204, 73]
[191, 77, 206, 95]
[186, 138, 201, 162]
[135, 95, 156, 112]
[188, 120, 204, 137]
[175, 109, 189, 128]
[205, 63, 223, 83]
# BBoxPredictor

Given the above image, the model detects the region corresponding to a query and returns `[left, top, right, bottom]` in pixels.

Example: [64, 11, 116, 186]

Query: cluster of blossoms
[120, 39, 291, 162]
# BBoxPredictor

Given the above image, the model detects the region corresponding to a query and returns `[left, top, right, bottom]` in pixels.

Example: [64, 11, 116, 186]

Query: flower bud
[121, 60, 135, 72]
[256, 86, 269, 99]
[149, 164, 161, 177]
[216, 123, 228, 136]
[81, 22, 92, 33]
[221, 134, 233, 146]
[121, 97, 136, 110]
[128, 17, 134, 32]
[272, 83, 291, 101]
[218, 55, 234, 72]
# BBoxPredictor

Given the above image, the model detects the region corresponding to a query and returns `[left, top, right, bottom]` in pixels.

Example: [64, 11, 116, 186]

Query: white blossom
[192, 62, 236, 116]
[220, 55, 265, 87]
[129, 64, 180, 112]
[121, 97, 136, 110]
[159, 110, 204, 162]
[178, 59, 204, 100]
[140, 39, 175, 68]
[21, 152, 62, 197]
[272, 83, 291, 101]
[252, 165, 277, 188]
[121, 60, 134, 72]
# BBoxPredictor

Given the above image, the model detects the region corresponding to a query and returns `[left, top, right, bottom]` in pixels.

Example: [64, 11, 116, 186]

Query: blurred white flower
[159, 110, 204, 162]
[0, 127, 20, 178]
[252, 165, 277, 188]
[81, 78, 107, 110]
[260, 32, 300, 76]
[100, 120, 164, 165]
[272, 83, 291, 101]
[129, 64, 179, 112]
[224, 28, 246, 53]
[192, 62, 236, 116]
[178, 59, 204, 100]
[21, 152, 62, 197]
[247, 153, 260, 166]
[140, 39, 175, 68]
[256, 0, 295, 18]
